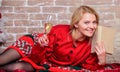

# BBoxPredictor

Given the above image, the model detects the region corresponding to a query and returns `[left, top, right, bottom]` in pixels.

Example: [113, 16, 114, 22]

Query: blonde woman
[0, 5, 119, 72]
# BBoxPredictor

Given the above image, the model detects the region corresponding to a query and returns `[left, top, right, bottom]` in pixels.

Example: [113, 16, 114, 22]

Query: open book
[91, 25, 115, 54]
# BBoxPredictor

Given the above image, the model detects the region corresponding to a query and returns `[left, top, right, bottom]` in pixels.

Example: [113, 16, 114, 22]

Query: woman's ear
[74, 24, 78, 28]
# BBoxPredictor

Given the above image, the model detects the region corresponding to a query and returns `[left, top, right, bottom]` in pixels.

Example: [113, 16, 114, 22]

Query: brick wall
[0, 0, 120, 63]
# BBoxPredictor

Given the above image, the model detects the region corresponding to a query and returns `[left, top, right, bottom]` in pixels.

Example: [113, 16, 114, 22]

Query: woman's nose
[89, 23, 94, 28]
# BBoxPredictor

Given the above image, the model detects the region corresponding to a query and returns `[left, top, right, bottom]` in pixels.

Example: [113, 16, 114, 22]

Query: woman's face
[75, 13, 98, 38]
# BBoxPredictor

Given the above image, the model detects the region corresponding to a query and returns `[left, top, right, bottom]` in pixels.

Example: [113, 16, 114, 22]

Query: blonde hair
[70, 5, 99, 30]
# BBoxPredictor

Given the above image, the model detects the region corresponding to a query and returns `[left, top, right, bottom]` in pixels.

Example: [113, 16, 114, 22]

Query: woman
[0, 5, 109, 72]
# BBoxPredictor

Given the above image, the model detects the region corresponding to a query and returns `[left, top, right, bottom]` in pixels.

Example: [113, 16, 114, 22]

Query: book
[91, 25, 115, 54]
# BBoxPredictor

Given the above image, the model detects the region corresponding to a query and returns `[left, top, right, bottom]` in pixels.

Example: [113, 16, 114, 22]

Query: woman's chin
[86, 34, 94, 37]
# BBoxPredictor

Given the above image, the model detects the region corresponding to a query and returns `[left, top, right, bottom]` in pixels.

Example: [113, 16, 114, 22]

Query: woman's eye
[84, 21, 89, 24]
[93, 21, 98, 25]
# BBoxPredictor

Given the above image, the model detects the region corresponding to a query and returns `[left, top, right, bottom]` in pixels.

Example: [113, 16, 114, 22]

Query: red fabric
[0, 69, 6, 72]
[48, 25, 103, 70]
[12, 69, 27, 72]
[1, 67, 120, 72]
[29, 25, 103, 70]
[5, 25, 104, 71]
[0, 13, 1, 18]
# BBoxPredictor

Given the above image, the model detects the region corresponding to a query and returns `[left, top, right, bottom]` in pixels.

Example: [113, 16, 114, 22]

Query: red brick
[28, 27, 44, 33]
[99, 6, 115, 13]
[3, 13, 28, 20]
[99, 13, 114, 20]
[100, 20, 116, 27]
[82, 0, 113, 5]
[29, 20, 41, 26]
[116, 28, 120, 33]
[0, 7, 13, 13]
[14, 20, 30, 26]
[69, 7, 78, 13]
[14, 14, 28, 19]
[58, 14, 71, 20]
[2, 0, 26, 6]
[116, 13, 120, 18]
[2, 13, 14, 20]
[4, 20, 13, 26]
[15, 7, 41, 13]
[55, 0, 82, 6]
[114, 0, 120, 5]
[6, 27, 26, 33]
[115, 6, 120, 18]
[28, 0, 54, 6]
[30, 14, 56, 21]
[6, 34, 14, 42]
[42, 7, 67, 13]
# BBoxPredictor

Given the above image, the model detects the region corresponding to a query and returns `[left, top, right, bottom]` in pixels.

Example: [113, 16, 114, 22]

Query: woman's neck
[71, 29, 86, 48]
[71, 29, 86, 42]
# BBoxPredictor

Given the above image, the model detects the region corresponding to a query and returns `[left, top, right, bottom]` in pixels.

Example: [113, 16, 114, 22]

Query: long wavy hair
[70, 5, 99, 42]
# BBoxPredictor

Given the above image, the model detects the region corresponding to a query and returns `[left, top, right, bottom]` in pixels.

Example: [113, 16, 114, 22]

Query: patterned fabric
[12, 39, 32, 56]
[11, 33, 40, 56]
[39, 65, 120, 72]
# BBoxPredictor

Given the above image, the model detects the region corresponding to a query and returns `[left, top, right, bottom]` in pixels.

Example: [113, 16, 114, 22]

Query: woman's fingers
[95, 41, 106, 65]
[38, 34, 49, 46]
[95, 41, 105, 54]
[43, 34, 49, 43]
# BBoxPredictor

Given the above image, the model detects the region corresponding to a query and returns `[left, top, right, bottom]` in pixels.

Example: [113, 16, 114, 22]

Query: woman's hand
[38, 34, 49, 47]
[94, 41, 106, 65]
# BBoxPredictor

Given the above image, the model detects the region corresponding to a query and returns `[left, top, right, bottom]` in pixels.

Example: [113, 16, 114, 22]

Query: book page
[91, 25, 115, 54]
